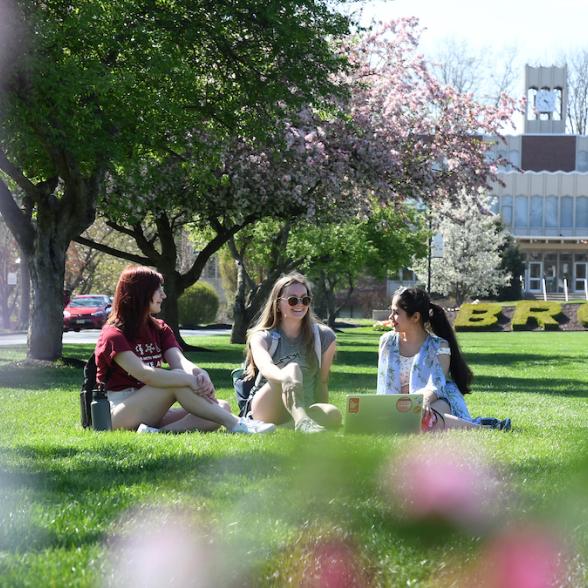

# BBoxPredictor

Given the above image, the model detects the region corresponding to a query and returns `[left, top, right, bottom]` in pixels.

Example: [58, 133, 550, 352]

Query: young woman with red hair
[94, 266, 274, 434]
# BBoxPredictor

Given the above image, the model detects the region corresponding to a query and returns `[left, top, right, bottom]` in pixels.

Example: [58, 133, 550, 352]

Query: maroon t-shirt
[95, 319, 181, 391]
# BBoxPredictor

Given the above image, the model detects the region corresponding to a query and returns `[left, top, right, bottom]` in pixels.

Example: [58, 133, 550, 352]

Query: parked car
[63, 295, 112, 331]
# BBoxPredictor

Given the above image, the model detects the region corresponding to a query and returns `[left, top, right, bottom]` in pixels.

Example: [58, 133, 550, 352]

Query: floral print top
[376, 331, 471, 420]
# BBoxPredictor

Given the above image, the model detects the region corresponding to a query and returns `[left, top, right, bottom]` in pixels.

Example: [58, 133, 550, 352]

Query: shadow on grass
[0, 367, 80, 391]
[0, 441, 291, 552]
[466, 352, 585, 367]
[473, 374, 588, 397]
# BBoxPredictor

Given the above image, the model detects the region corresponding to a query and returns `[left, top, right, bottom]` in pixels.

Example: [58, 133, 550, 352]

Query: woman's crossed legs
[249, 363, 341, 430]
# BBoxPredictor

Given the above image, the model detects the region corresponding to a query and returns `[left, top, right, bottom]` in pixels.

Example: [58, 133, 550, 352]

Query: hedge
[577, 303, 588, 328]
[178, 281, 219, 327]
[511, 300, 562, 331]
[454, 303, 502, 331]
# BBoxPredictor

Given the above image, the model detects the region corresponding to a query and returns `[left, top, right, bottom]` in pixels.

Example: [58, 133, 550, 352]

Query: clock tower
[524, 65, 567, 134]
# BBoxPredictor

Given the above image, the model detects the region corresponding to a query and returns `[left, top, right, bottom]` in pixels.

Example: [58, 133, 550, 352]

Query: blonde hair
[244, 272, 318, 379]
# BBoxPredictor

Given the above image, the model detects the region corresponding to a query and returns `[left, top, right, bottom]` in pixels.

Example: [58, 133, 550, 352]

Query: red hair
[107, 266, 163, 340]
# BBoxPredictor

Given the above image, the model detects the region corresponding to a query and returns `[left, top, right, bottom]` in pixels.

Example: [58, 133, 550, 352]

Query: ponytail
[429, 303, 473, 394]
[394, 287, 473, 395]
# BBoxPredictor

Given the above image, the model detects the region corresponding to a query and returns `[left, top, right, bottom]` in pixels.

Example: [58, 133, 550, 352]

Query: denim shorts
[107, 387, 139, 410]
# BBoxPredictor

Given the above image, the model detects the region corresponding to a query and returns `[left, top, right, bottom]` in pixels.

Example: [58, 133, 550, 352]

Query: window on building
[508, 149, 521, 168]
[527, 87, 537, 120]
[577, 151, 588, 172]
[545, 196, 558, 227]
[515, 195, 528, 227]
[203, 257, 219, 279]
[553, 87, 563, 121]
[576, 196, 588, 228]
[530, 195, 543, 228]
[560, 196, 573, 228]
[501, 195, 513, 226]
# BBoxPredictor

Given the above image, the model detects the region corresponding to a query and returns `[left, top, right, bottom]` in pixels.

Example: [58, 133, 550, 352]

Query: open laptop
[344, 394, 423, 435]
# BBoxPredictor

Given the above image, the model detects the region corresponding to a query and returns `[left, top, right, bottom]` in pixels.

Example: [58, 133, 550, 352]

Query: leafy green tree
[494, 230, 525, 301]
[228, 205, 427, 339]
[0, 0, 353, 360]
[291, 206, 428, 327]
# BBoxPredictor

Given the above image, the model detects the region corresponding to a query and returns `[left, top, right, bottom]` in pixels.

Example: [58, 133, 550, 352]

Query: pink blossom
[467, 525, 570, 588]
[383, 441, 502, 529]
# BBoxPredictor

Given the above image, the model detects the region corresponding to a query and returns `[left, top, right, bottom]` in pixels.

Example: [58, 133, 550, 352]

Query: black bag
[233, 331, 281, 417]
[232, 367, 256, 416]
[80, 353, 111, 428]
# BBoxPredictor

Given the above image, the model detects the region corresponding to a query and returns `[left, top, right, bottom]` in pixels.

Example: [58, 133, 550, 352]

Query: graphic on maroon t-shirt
[95, 320, 180, 391]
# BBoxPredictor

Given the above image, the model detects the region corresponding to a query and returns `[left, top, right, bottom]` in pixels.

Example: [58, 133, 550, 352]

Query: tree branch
[0, 150, 39, 199]
[73, 235, 152, 265]
[0, 179, 35, 253]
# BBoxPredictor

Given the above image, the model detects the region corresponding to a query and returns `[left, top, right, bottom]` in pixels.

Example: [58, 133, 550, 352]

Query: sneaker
[499, 418, 512, 432]
[137, 423, 160, 434]
[476, 417, 501, 429]
[294, 416, 326, 434]
[229, 418, 276, 434]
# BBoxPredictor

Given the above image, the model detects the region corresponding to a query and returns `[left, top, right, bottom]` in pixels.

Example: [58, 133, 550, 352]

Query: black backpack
[80, 353, 111, 428]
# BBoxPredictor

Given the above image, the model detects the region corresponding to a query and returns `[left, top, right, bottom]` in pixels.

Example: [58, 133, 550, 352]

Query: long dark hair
[107, 266, 163, 340]
[395, 287, 473, 394]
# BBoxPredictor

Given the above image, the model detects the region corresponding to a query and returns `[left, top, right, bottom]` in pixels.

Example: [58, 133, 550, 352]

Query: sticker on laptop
[396, 397, 412, 413]
[348, 397, 360, 413]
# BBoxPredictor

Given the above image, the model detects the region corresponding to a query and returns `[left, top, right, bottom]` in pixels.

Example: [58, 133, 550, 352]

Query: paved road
[0, 329, 231, 347]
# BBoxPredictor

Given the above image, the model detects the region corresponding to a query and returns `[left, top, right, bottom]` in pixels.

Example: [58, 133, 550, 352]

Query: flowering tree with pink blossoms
[226, 19, 517, 339]
[80, 18, 517, 344]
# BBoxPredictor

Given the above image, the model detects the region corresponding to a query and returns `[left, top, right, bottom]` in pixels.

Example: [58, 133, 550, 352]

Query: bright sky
[357, 0, 588, 72]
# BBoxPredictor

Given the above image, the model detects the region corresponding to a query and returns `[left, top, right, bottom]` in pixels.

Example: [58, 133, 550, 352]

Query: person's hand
[281, 371, 302, 392]
[190, 368, 217, 403]
[421, 388, 437, 413]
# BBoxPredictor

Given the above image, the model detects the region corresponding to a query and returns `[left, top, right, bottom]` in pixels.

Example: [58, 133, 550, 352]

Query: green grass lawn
[0, 329, 587, 587]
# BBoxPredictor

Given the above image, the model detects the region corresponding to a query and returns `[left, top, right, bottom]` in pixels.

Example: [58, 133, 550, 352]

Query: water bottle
[91, 384, 112, 431]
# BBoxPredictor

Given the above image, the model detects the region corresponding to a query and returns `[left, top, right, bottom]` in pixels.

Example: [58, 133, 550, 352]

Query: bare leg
[250, 363, 313, 427]
[429, 399, 480, 431]
[307, 403, 342, 430]
[112, 386, 239, 431]
[159, 401, 232, 433]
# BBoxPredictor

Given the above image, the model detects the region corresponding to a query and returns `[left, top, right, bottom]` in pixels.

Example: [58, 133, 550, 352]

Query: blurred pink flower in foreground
[283, 537, 370, 588]
[383, 441, 502, 530]
[463, 525, 571, 588]
[102, 506, 220, 588]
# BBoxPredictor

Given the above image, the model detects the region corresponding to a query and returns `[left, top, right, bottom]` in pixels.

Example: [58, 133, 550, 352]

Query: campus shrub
[454, 303, 502, 331]
[577, 303, 588, 328]
[511, 301, 562, 331]
[178, 282, 219, 327]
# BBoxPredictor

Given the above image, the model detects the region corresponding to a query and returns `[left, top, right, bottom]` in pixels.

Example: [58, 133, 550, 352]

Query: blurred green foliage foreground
[0, 329, 587, 586]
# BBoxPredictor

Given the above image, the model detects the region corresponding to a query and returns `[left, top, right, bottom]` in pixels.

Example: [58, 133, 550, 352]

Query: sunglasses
[280, 295, 312, 307]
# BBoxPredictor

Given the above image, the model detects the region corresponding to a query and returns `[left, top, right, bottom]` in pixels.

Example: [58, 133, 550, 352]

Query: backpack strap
[253, 330, 281, 388]
[312, 323, 322, 369]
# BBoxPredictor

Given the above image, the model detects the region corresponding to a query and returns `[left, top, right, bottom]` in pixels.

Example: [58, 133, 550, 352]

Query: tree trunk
[156, 268, 197, 350]
[18, 251, 31, 331]
[27, 233, 67, 360]
[230, 261, 257, 344]
[230, 262, 275, 344]
[325, 288, 337, 329]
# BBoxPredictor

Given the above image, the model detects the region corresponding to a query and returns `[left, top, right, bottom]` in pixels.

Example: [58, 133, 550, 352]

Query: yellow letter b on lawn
[454, 303, 502, 331]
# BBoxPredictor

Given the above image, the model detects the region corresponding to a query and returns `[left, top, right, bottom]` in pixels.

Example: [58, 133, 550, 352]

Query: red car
[63, 295, 112, 331]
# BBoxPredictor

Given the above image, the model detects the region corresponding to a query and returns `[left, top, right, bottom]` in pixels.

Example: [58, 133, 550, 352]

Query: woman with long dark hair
[243, 272, 341, 433]
[94, 266, 274, 434]
[377, 287, 510, 431]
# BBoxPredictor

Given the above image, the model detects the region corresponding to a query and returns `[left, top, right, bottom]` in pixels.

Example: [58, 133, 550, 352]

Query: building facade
[489, 65, 588, 297]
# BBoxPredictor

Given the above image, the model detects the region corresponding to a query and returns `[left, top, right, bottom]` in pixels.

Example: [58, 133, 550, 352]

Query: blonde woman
[244, 272, 341, 433]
